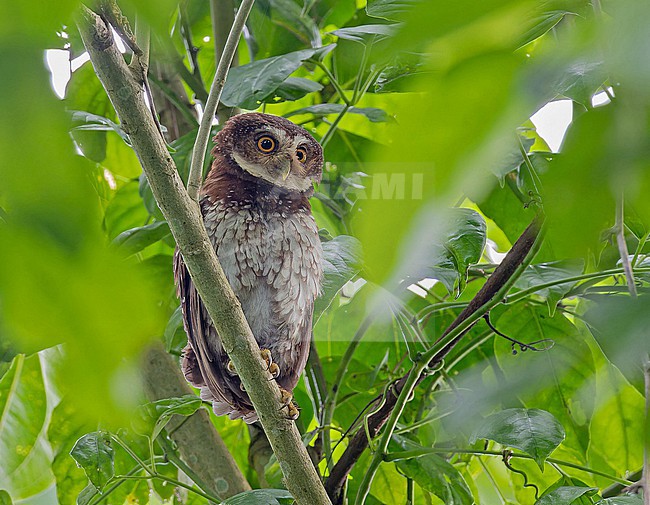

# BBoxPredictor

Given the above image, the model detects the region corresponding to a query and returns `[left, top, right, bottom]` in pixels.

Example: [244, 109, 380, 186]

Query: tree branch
[187, 0, 254, 201]
[325, 215, 544, 504]
[77, 8, 332, 505]
[141, 343, 250, 499]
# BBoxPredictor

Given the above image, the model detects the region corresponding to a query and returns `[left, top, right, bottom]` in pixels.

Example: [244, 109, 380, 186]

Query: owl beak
[281, 161, 292, 181]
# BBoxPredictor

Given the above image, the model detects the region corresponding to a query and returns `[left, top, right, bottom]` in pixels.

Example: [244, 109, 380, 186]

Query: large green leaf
[220, 488, 294, 504]
[470, 408, 565, 469]
[69, 432, 114, 491]
[272, 77, 323, 102]
[535, 486, 597, 505]
[314, 235, 363, 323]
[0, 354, 53, 500]
[221, 46, 334, 109]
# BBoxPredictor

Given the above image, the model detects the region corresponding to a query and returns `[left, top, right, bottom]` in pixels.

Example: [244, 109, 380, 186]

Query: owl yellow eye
[257, 136, 276, 153]
[296, 147, 307, 163]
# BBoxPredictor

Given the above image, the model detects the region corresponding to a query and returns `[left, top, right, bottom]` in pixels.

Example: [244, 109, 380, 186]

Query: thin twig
[187, 0, 255, 201]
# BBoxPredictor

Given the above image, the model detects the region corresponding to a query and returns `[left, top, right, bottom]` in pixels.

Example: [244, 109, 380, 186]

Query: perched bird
[174, 112, 323, 423]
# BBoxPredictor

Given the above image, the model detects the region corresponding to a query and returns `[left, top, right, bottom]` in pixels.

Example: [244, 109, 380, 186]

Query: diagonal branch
[76, 7, 331, 505]
[325, 215, 544, 504]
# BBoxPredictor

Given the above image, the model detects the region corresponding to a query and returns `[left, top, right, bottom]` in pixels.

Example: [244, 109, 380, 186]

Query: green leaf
[394, 439, 473, 505]
[489, 136, 534, 181]
[139, 173, 166, 221]
[535, 486, 597, 505]
[69, 110, 129, 145]
[513, 259, 585, 315]
[583, 295, 650, 394]
[113, 221, 171, 256]
[314, 235, 363, 323]
[221, 46, 334, 109]
[331, 24, 398, 44]
[470, 408, 565, 469]
[139, 395, 202, 441]
[76, 483, 99, 505]
[164, 305, 187, 354]
[0, 354, 53, 500]
[597, 497, 644, 505]
[220, 488, 294, 504]
[270, 77, 323, 102]
[415, 208, 486, 296]
[104, 180, 150, 240]
[69, 432, 114, 491]
[552, 60, 607, 108]
[0, 490, 12, 505]
[519, 11, 574, 48]
[366, 0, 419, 21]
[375, 54, 428, 93]
[286, 104, 393, 123]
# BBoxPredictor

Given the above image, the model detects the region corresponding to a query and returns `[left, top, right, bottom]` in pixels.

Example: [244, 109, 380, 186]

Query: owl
[174, 112, 324, 423]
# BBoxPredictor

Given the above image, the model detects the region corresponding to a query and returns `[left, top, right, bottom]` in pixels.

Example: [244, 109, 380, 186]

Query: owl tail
[199, 386, 259, 423]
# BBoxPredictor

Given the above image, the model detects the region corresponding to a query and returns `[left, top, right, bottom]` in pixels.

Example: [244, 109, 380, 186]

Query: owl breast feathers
[173, 112, 324, 423]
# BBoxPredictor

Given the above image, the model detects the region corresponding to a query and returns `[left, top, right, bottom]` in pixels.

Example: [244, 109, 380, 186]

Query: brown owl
[174, 112, 324, 423]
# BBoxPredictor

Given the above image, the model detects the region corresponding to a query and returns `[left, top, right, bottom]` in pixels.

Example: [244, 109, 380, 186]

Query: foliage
[1, 0, 649, 504]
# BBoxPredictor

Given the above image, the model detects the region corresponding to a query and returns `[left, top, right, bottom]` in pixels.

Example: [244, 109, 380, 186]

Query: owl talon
[285, 401, 299, 421]
[260, 348, 273, 368]
[278, 387, 293, 406]
[226, 360, 238, 376]
[268, 362, 280, 378]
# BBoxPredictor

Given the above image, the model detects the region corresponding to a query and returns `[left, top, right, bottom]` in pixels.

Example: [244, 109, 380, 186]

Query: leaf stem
[314, 61, 351, 106]
[187, 0, 256, 200]
[111, 433, 155, 475]
[320, 104, 350, 148]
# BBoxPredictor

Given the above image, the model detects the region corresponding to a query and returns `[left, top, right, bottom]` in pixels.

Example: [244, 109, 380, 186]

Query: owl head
[213, 112, 323, 193]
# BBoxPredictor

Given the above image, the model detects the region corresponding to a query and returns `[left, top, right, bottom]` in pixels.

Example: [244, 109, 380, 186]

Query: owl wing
[173, 248, 248, 412]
